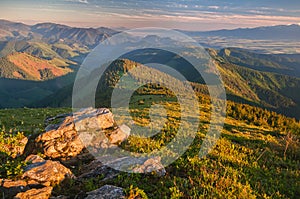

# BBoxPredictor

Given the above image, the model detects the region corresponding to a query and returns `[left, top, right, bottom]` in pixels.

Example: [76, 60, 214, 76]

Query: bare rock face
[83, 124, 131, 149]
[109, 124, 130, 144]
[85, 185, 125, 199]
[36, 108, 130, 161]
[133, 156, 166, 177]
[25, 154, 45, 163]
[14, 187, 53, 199]
[0, 179, 29, 198]
[74, 108, 115, 131]
[1, 179, 27, 188]
[36, 108, 115, 160]
[22, 155, 73, 186]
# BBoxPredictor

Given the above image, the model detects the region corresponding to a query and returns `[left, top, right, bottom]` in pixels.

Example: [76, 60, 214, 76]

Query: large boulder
[36, 108, 114, 159]
[36, 108, 130, 160]
[85, 185, 125, 199]
[14, 187, 53, 199]
[80, 124, 131, 150]
[109, 124, 131, 145]
[22, 155, 74, 186]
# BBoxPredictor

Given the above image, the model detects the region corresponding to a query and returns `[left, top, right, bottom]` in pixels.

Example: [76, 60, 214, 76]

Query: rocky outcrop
[2, 108, 167, 199]
[108, 124, 131, 144]
[78, 155, 166, 177]
[14, 187, 53, 199]
[22, 155, 73, 186]
[133, 157, 166, 177]
[85, 185, 125, 199]
[35, 108, 130, 160]
[80, 123, 131, 150]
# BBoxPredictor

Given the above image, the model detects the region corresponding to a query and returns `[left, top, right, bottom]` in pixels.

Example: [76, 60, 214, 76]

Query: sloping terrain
[33, 53, 300, 120]
[216, 48, 300, 77]
[0, 52, 72, 80]
[0, 20, 299, 198]
[0, 95, 299, 198]
[0, 19, 31, 39]
[0, 73, 76, 108]
[0, 20, 299, 120]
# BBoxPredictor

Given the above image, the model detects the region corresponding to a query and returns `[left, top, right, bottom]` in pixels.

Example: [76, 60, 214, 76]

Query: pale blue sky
[0, 0, 299, 30]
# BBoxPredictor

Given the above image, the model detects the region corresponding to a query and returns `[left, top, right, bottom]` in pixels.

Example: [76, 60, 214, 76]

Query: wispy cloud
[78, 0, 88, 4]
[64, 0, 89, 4]
[1, 0, 300, 30]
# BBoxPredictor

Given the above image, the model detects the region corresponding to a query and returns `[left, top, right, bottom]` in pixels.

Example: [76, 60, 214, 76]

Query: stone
[133, 156, 166, 177]
[73, 108, 115, 131]
[14, 187, 53, 199]
[81, 124, 131, 150]
[0, 178, 43, 198]
[78, 155, 164, 177]
[109, 124, 130, 144]
[36, 108, 115, 160]
[0, 179, 29, 198]
[22, 155, 74, 186]
[1, 179, 27, 188]
[25, 154, 45, 163]
[85, 185, 125, 199]
[77, 158, 119, 181]
[12, 136, 28, 158]
[49, 196, 69, 199]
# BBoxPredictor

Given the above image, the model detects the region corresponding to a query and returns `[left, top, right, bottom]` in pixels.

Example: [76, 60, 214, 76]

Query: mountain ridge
[0, 19, 300, 120]
[180, 24, 300, 40]
[2, 19, 300, 42]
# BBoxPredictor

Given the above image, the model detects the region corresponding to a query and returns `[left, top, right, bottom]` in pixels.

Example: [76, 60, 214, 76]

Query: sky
[0, 0, 300, 31]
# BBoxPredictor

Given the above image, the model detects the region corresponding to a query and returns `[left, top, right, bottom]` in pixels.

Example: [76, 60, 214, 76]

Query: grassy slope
[44, 59, 300, 198]
[0, 97, 299, 198]
[208, 50, 300, 119]
[218, 48, 300, 77]
[0, 60, 299, 197]
[33, 55, 300, 121]
[5, 52, 72, 80]
[0, 72, 76, 108]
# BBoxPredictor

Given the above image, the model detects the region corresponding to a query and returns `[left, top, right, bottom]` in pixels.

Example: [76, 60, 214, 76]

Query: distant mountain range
[0, 19, 119, 82]
[181, 24, 300, 40]
[0, 19, 118, 47]
[0, 19, 300, 120]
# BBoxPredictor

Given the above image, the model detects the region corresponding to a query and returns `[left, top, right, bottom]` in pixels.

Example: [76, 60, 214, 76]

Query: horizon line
[1, 18, 299, 32]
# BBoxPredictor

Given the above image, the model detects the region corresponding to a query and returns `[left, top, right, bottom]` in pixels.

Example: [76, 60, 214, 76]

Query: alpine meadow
[0, 1, 299, 198]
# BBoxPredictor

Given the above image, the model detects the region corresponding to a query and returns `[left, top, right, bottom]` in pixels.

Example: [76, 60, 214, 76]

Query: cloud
[208, 6, 219, 10]
[64, 0, 89, 4]
[78, 0, 88, 4]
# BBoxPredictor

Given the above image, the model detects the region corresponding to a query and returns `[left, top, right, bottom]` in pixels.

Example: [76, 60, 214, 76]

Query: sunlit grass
[0, 94, 299, 198]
